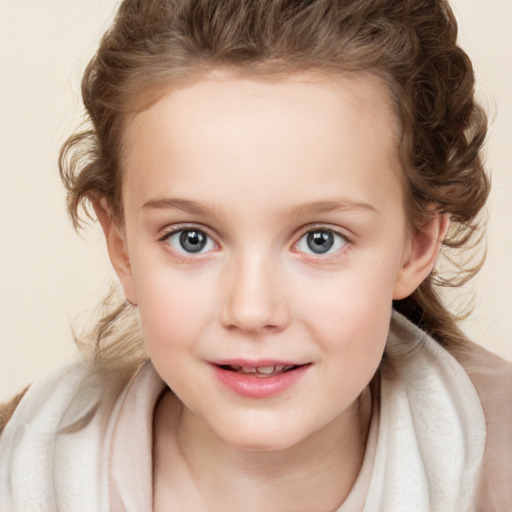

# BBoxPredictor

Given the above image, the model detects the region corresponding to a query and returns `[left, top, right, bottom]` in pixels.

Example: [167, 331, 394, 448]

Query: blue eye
[165, 229, 216, 254]
[296, 229, 347, 255]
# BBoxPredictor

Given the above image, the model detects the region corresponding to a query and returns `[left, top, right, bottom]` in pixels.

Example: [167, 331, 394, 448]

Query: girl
[1, 0, 511, 510]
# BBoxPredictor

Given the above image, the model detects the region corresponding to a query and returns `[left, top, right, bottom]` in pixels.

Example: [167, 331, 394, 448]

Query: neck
[153, 388, 372, 512]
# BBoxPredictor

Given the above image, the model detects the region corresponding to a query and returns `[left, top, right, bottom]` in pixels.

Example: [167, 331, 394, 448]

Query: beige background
[1, 0, 511, 402]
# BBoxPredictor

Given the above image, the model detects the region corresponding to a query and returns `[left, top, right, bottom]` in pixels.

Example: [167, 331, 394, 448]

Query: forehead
[120, 71, 403, 218]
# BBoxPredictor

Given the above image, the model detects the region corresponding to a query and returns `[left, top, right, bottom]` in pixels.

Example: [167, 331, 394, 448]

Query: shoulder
[388, 313, 512, 509]
[450, 342, 512, 511]
[452, 340, 512, 415]
[0, 386, 31, 434]
[0, 360, 96, 435]
[0, 359, 134, 510]
[452, 341, 512, 446]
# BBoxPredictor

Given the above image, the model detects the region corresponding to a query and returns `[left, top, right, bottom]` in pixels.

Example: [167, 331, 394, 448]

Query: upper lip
[211, 359, 308, 368]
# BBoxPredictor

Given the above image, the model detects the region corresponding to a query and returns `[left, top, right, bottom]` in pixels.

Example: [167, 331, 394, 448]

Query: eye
[295, 229, 347, 255]
[164, 229, 216, 255]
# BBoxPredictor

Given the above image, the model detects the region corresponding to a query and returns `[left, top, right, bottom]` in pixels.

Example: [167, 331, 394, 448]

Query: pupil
[307, 231, 334, 254]
[180, 230, 207, 253]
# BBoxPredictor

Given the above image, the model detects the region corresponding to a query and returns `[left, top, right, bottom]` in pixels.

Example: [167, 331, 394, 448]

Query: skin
[96, 71, 448, 511]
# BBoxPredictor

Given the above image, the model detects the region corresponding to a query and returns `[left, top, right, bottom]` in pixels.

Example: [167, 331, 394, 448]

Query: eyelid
[157, 222, 217, 241]
[294, 224, 352, 243]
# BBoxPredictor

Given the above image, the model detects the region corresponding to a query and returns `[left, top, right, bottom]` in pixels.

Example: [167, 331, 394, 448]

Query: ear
[393, 213, 450, 300]
[93, 198, 138, 305]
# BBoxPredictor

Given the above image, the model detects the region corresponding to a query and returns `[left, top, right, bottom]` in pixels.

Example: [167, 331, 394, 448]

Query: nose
[220, 253, 290, 335]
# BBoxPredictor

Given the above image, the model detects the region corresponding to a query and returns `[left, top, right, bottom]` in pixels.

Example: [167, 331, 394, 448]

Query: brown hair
[60, 0, 489, 369]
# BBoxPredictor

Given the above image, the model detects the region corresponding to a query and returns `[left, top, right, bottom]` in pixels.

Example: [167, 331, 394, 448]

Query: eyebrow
[142, 197, 216, 216]
[141, 197, 377, 216]
[285, 199, 377, 217]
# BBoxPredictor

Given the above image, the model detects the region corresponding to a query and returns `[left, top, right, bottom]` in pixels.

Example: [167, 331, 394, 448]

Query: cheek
[133, 265, 218, 355]
[301, 257, 398, 322]
[297, 264, 397, 365]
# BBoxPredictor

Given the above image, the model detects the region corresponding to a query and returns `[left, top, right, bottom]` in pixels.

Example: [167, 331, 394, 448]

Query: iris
[306, 231, 335, 254]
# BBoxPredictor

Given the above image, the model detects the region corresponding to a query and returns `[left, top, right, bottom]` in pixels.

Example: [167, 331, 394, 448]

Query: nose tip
[223, 309, 283, 335]
[220, 261, 289, 335]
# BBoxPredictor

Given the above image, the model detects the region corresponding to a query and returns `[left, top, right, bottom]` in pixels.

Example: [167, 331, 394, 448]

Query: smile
[210, 361, 311, 398]
[219, 364, 299, 377]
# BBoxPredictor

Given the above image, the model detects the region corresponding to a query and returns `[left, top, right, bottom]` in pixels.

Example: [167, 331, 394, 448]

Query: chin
[216, 420, 310, 453]
[227, 436, 299, 453]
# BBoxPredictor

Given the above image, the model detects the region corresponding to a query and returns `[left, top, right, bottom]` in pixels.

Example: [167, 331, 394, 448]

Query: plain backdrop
[1, 0, 511, 402]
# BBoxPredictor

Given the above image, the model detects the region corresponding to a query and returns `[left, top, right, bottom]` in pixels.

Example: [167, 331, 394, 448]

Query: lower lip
[211, 364, 310, 399]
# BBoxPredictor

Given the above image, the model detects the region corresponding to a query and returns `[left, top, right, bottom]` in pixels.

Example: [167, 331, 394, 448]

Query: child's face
[110, 71, 433, 450]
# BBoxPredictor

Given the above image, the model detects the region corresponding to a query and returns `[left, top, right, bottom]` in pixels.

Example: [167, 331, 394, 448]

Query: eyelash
[157, 224, 351, 262]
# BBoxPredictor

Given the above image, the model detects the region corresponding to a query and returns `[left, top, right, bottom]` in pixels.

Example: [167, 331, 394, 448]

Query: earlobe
[393, 213, 450, 300]
[93, 198, 138, 305]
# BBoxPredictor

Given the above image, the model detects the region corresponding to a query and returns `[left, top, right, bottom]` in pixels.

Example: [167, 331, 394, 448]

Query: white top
[0, 312, 486, 511]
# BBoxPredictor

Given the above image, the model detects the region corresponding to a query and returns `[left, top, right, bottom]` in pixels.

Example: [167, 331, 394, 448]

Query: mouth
[210, 360, 311, 398]
[217, 364, 303, 378]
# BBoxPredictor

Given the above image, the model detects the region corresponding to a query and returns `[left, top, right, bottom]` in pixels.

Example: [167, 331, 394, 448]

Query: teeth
[223, 364, 299, 376]
[256, 366, 275, 374]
